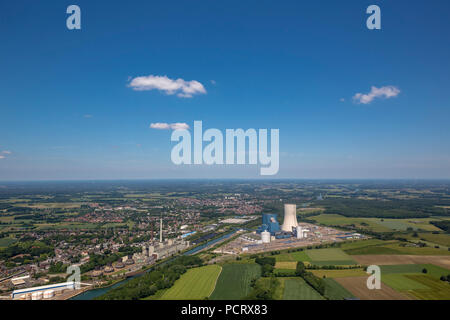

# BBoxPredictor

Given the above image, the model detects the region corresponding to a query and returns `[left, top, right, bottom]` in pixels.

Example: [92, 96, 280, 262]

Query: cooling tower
[281, 204, 298, 232]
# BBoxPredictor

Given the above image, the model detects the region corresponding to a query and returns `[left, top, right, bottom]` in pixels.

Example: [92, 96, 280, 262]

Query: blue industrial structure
[257, 213, 280, 235]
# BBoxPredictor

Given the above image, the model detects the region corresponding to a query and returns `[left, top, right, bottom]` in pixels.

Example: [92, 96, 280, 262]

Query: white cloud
[150, 122, 190, 130]
[0, 155, 4, 159]
[128, 75, 206, 98]
[1, 151, 11, 154]
[353, 86, 400, 104]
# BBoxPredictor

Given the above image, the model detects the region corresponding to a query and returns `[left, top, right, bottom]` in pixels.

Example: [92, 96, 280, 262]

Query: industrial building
[257, 204, 303, 241]
[12, 282, 78, 300]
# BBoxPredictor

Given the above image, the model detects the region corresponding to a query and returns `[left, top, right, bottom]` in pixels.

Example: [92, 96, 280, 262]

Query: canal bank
[70, 229, 238, 300]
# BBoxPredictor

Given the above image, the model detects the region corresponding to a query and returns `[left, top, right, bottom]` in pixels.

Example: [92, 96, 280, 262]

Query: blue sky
[0, 0, 449, 180]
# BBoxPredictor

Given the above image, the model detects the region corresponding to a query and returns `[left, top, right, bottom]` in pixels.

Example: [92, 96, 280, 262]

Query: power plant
[281, 204, 298, 232]
[257, 204, 306, 242]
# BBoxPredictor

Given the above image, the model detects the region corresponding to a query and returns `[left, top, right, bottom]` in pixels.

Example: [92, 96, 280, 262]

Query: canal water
[71, 230, 238, 300]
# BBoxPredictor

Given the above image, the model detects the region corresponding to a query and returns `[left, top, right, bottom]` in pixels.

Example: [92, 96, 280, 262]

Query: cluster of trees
[48, 261, 68, 274]
[254, 257, 276, 276]
[295, 262, 325, 296]
[440, 275, 450, 283]
[430, 220, 450, 233]
[97, 255, 203, 300]
[0, 240, 54, 261]
[306, 264, 361, 270]
[245, 277, 280, 300]
[80, 252, 122, 273]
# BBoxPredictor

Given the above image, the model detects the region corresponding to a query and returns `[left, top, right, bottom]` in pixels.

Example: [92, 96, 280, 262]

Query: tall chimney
[160, 218, 163, 243]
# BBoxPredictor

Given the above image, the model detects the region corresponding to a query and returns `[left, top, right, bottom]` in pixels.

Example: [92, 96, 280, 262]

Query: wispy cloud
[150, 122, 190, 130]
[128, 75, 206, 98]
[1, 151, 12, 155]
[0, 155, 5, 159]
[353, 86, 400, 104]
[83, 114, 93, 118]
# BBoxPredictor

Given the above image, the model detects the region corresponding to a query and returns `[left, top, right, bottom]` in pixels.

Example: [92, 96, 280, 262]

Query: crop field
[344, 240, 450, 256]
[408, 233, 450, 247]
[405, 275, 450, 300]
[210, 263, 261, 300]
[310, 268, 367, 278]
[160, 265, 221, 300]
[365, 218, 442, 232]
[275, 251, 310, 262]
[282, 278, 324, 300]
[275, 261, 297, 270]
[382, 274, 430, 291]
[352, 255, 450, 269]
[340, 239, 390, 250]
[380, 264, 450, 279]
[335, 276, 411, 300]
[323, 278, 355, 300]
[306, 248, 357, 266]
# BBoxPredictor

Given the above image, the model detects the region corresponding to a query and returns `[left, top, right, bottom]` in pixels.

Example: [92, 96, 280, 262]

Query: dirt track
[351, 255, 450, 269]
[335, 276, 413, 300]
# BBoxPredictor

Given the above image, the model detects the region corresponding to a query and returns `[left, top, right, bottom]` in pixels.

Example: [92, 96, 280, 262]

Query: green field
[311, 269, 367, 278]
[306, 248, 357, 265]
[382, 274, 430, 291]
[407, 233, 450, 247]
[343, 240, 450, 256]
[323, 278, 355, 300]
[210, 263, 261, 300]
[160, 265, 222, 300]
[309, 214, 391, 232]
[282, 278, 324, 300]
[275, 251, 310, 263]
[406, 275, 450, 300]
[380, 264, 450, 279]
[310, 214, 443, 233]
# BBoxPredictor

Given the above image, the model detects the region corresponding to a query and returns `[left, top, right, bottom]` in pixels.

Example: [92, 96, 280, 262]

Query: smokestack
[281, 204, 298, 232]
[160, 218, 163, 243]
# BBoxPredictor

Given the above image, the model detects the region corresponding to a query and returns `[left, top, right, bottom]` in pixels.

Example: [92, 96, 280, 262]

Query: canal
[71, 229, 238, 300]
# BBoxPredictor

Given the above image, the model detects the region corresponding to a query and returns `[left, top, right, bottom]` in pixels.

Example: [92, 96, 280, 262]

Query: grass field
[282, 278, 324, 300]
[275, 251, 310, 262]
[380, 264, 450, 279]
[275, 261, 297, 270]
[309, 214, 391, 232]
[210, 263, 261, 300]
[311, 269, 367, 278]
[352, 255, 450, 269]
[382, 274, 430, 291]
[406, 275, 450, 300]
[306, 248, 357, 266]
[335, 276, 411, 300]
[407, 233, 450, 247]
[160, 265, 221, 300]
[323, 278, 355, 300]
[344, 240, 450, 256]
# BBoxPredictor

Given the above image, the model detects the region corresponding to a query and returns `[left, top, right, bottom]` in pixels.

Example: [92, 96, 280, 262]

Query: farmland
[210, 263, 261, 300]
[335, 276, 411, 300]
[160, 265, 222, 300]
[282, 278, 324, 300]
[323, 278, 355, 300]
